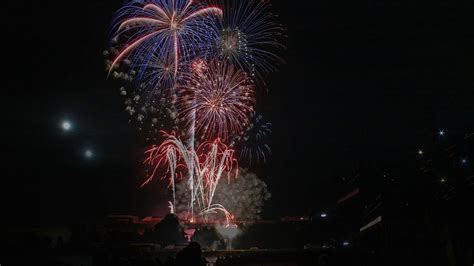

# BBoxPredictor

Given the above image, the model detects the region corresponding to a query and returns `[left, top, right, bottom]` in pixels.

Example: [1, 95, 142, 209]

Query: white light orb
[62, 121, 72, 131]
[84, 149, 93, 158]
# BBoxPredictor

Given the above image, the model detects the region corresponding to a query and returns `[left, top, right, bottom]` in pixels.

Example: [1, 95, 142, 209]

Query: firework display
[107, 0, 284, 225]
[214, 0, 284, 80]
[231, 112, 272, 165]
[214, 169, 271, 221]
[177, 60, 256, 141]
[109, 0, 222, 80]
[143, 131, 236, 223]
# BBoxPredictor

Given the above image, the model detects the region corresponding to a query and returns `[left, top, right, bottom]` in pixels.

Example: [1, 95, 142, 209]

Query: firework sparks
[143, 131, 237, 224]
[214, 0, 285, 79]
[214, 169, 271, 221]
[177, 61, 256, 141]
[232, 113, 272, 164]
[109, 0, 222, 85]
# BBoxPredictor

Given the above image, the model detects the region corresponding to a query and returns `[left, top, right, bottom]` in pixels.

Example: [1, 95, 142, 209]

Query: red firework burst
[177, 61, 256, 141]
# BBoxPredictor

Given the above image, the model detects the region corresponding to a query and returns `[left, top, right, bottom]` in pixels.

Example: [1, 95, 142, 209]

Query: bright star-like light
[320, 213, 328, 218]
[61, 121, 72, 131]
[84, 149, 94, 159]
[461, 158, 467, 164]
[438, 130, 445, 136]
[418, 149, 424, 155]
[440, 178, 446, 183]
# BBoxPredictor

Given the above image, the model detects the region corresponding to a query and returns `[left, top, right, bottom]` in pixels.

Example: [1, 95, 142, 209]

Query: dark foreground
[2, 244, 365, 266]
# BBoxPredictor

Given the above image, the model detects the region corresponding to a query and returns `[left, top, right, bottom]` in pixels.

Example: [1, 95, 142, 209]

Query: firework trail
[177, 60, 256, 142]
[143, 131, 237, 224]
[108, 0, 223, 88]
[212, 0, 285, 80]
[231, 113, 272, 164]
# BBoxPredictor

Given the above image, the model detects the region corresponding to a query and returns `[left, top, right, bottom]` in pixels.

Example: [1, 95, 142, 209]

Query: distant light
[320, 213, 328, 218]
[461, 158, 468, 164]
[440, 178, 446, 183]
[438, 130, 445, 136]
[418, 149, 424, 155]
[342, 241, 350, 246]
[84, 149, 94, 158]
[61, 121, 72, 131]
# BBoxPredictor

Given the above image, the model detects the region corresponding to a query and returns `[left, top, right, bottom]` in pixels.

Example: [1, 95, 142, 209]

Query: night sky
[3, 1, 474, 226]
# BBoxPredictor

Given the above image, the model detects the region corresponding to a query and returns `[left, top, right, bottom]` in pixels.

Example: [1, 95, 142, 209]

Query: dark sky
[3, 1, 474, 226]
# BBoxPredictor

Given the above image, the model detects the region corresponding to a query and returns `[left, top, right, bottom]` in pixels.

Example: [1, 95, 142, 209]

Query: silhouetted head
[176, 241, 203, 266]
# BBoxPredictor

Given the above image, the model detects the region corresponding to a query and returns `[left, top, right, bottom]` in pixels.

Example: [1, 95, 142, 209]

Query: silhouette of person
[175, 242, 204, 266]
